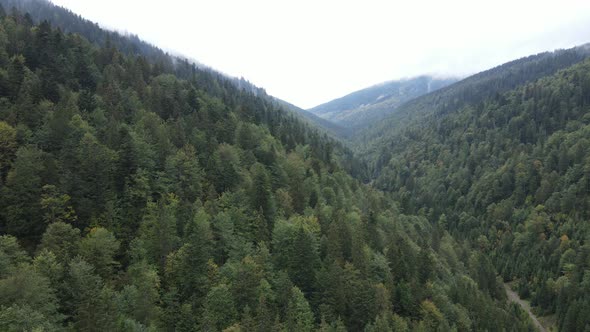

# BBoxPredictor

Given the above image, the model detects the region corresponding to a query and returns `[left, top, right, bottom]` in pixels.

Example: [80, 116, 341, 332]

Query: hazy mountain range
[308, 76, 458, 129]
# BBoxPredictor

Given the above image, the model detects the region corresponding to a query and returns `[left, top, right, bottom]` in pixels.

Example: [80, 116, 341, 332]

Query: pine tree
[65, 257, 116, 332]
[135, 195, 180, 271]
[39, 221, 81, 263]
[285, 286, 315, 332]
[202, 283, 238, 331]
[0, 121, 16, 181]
[165, 208, 212, 305]
[250, 162, 275, 238]
[1, 146, 45, 239]
[79, 227, 120, 280]
[7, 55, 25, 100]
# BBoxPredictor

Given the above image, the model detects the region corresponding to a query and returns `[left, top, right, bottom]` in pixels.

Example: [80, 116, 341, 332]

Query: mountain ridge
[354, 43, 590, 157]
[308, 75, 458, 129]
[0, 0, 346, 138]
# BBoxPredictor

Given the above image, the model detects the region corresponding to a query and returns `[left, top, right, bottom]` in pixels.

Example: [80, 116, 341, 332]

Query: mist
[50, 0, 590, 108]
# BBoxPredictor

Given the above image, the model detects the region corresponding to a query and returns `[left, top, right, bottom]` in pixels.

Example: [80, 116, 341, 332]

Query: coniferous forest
[0, 1, 589, 331]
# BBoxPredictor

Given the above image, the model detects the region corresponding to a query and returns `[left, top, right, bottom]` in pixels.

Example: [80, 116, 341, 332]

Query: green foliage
[40, 184, 77, 224]
[0, 264, 62, 326]
[0, 235, 28, 277]
[0, 304, 59, 332]
[165, 208, 212, 305]
[39, 221, 80, 263]
[272, 216, 320, 295]
[163, 144, 203, 203]
[285, 286, 314, 332]
[0, 4, 545, 331]
[135, 195, 180, 271]
[79, 227, 120, 279]
[0, 120, 16, 177]
[249, 162, 276, 239]
[202, 283, 238, 331]
[65, 257, 116, 331]
[357, 46, 590, 331]
[118, 261, 162, 328]
[1, 145, 45, 238]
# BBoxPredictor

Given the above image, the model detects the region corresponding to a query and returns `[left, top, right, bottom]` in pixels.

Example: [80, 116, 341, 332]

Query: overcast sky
[50, 0, 590, 109]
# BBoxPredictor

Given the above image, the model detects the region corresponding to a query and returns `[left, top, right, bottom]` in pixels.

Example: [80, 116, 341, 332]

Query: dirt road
[504, 283, 546, 332]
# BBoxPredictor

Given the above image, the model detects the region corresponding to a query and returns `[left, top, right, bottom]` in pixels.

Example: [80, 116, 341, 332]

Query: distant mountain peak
[307, 75, 458, 130]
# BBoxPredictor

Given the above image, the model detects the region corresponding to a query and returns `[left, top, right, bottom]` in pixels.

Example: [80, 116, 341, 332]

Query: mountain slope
[0, 2, 537, 332]
[272, 97, 351, 138]
[0, 0, 348, 140]
[356, 46, 590, 331]
[355, 44, 590, 156]
[309, 76, 457, 129]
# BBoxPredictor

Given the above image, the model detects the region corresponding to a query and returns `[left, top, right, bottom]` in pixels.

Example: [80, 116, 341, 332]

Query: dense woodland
[358, 49, 590, 330]
[0, 3, 541, 331]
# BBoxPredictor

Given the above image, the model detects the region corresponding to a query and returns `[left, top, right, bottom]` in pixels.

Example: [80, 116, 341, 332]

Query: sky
[50, 0, 590, 109]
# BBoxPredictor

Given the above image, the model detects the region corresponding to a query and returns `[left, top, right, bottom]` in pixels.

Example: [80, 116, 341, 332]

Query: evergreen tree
[285, 286, 315, 332]
[79, 227, 120, 279]
[202, 283, 238, 331]
[39, 221, 80, 263]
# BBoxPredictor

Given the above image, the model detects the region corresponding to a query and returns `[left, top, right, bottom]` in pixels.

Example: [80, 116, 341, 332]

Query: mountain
[354, 44, 590, 330]
[0, 1, 535, 331]
[273, 98, 352, 138]
[0, 0, 347, 140]
[308, 76, 457, 129]
[355, 44, 590, 153]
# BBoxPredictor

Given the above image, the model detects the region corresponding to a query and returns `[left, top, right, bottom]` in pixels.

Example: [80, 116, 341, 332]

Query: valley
[0, 0, 588, 331]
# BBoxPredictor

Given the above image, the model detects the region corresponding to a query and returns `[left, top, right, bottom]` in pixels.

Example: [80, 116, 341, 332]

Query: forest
[356, 47, 590, 331]
[0, 0, 588, 331]
[0, 2, 541, 331]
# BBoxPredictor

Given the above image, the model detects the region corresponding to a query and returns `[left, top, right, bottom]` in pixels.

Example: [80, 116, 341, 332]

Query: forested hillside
[354, 45, 590, 158]
[0, 3, 536, 331]
[359, 50, 590, 330]
[0, 0, 348, 142]
[271, 98, 351, 139]
[309, 76, 457, 130]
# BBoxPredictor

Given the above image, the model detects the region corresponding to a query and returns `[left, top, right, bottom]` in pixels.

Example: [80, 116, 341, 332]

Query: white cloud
[51, 0, 590, 108]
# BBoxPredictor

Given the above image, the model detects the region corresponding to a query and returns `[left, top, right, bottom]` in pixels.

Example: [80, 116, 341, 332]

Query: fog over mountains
[308, 76, 458, 129]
